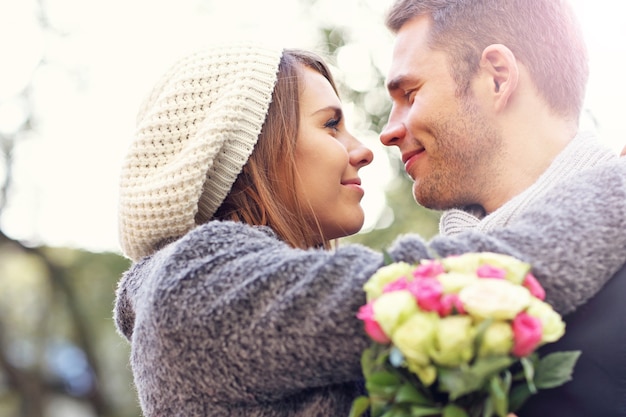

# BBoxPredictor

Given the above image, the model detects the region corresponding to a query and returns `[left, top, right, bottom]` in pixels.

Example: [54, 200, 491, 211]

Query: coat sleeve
[128, 221, 431, 405]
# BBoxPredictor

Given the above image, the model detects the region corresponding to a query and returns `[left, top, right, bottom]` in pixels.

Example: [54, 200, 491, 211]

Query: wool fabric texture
[118, 44, 283, 261]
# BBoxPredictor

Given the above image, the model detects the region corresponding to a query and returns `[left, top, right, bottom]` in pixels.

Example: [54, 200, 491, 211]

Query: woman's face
[294, 66, 374, 242]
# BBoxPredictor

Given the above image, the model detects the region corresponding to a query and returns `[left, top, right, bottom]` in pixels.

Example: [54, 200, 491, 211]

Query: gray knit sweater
[114, 159, 626, 417]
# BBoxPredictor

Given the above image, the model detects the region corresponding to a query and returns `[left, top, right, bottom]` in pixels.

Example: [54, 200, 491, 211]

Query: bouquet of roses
[350, 252, 580, 417]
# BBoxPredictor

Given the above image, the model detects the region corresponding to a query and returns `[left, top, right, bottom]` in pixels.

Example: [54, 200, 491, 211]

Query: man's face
[380, 15, 504, 211]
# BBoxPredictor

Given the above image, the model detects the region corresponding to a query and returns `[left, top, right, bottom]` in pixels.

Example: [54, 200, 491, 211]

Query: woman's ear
[479, 44, 519, 112]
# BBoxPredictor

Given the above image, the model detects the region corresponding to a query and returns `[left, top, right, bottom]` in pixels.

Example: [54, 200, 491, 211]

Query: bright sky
[1, 0, 625, 255]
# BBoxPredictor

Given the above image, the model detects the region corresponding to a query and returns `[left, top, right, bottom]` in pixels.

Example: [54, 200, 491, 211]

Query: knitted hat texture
[118, 43, 283, 261]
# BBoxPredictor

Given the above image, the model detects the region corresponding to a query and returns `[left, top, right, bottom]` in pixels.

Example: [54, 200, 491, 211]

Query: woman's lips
[341, 178, 364, 197]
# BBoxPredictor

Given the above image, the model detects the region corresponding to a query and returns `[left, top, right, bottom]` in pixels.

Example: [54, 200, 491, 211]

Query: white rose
[459, 279, 531, 320]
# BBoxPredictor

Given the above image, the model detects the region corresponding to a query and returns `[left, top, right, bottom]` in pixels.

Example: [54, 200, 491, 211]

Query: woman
[114, 43, 626, 416]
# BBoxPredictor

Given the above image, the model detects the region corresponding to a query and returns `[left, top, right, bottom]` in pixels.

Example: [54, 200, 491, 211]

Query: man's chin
[412, 185, 452, 211]
[413, 184, 435, 209]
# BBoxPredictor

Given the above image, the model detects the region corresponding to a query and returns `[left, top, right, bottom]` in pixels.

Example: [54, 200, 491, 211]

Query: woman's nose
[348, 136, 374, 169]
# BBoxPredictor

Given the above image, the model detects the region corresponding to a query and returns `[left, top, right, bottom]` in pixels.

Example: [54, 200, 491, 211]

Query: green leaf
[508, 383, 533, 412]
[489, 374, 510, 417]
[361, 346, 380, 378]
[410, 405, 444, 417]
[369, 370, 402, 387]
[349, 396, 371, 417]
[379, 409, 396, 417]
[439, 356, 515, 400]
[380, 406, 409, 417]
[472, 356, 516, 379]
[366, 370, 403, 399]
[370, 398, 390, 417]
[374, 346, 393, 367]
[520, 357, 537, 394]
[472, 318, 494, 354]
[438, 367, 483, 400]
[502, 370, 512, 391]
[382, 250, 394, 265]
[534, 351, 581, 389]
[443, 403, 470, 417]
[481, 398, 494, 417]
[362, 343, 391, 373]
[395, 383, 434, 406]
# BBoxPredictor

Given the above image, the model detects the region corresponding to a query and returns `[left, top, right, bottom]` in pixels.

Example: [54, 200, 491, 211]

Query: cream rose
[430, 315, 475, 367]
[458, 279, 531, 320]
[478, 320, 514, 357]
[364, 262, 414, 301]
[372, 290, 418, 337]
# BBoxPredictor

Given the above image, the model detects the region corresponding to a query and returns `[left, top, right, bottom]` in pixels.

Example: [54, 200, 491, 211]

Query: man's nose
[379, 116, 406, 147]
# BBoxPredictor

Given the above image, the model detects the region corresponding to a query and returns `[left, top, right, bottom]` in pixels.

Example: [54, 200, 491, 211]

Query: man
[379, 1, 626, 416]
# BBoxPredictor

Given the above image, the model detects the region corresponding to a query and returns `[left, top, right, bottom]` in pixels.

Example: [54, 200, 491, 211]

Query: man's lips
[402, 149, 425, 173]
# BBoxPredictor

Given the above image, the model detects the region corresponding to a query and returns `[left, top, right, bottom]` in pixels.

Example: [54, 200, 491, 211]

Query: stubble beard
[412, 95, 503, 211]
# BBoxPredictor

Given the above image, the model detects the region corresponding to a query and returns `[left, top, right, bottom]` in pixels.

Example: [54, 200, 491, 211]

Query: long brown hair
[200, 49, 339, 249]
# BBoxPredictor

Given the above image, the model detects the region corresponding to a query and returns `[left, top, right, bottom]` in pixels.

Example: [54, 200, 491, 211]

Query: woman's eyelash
[324, 118, 340, 129]
[324, 113, 342, 130]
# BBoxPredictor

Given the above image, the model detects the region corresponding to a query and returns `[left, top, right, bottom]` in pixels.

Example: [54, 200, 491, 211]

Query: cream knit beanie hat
[118, 43, 283, 261]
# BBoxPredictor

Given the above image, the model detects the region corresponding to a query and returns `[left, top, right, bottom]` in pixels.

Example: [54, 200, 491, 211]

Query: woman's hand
[621, 145, 626, 157]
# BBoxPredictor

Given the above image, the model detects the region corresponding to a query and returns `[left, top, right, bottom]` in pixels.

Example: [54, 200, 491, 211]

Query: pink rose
[438, 293, 465, 316]
[523, 273, 546, 300]
[356, 302, 391, 344]
[408, 277, 443, 312]
[413, 260, 445, 279]
[512, 312, 543, 357]
[476, 265, 506, 279]
[383, 276, 410, 294]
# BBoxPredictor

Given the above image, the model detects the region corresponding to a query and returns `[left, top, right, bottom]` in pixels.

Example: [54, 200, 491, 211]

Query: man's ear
[479, 44, 519, 111]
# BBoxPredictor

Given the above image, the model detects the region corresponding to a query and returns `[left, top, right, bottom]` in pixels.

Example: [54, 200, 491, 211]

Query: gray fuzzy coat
[114, 159, 626, 417]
